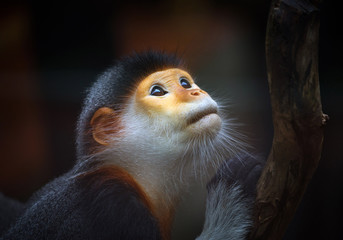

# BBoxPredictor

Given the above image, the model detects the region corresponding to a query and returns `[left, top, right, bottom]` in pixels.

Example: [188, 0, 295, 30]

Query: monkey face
[134, 68, 222, 140]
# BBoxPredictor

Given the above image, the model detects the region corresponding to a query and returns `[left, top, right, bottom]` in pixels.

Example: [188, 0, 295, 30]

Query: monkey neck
[106, 151, 187, 239]
[104, 131, 203, 238]
[132, 163, 184, 240]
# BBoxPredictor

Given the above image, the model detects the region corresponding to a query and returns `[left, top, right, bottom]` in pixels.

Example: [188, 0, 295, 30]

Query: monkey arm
[197, 154, 264, 240]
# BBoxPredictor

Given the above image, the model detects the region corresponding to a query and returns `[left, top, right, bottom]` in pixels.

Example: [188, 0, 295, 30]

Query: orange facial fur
[135, 68, 209, 118]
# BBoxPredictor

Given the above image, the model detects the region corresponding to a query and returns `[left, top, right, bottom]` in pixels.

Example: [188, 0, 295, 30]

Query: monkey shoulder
[75, 165, 162, 240]
[2, 166, 161, 240]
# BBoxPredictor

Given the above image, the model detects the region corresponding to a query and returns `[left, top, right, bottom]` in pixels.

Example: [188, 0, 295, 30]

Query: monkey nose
[190, 89, 207, 97]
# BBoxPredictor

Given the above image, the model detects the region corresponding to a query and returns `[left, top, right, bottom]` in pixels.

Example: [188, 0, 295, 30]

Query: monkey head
[77, 52, 245, 187]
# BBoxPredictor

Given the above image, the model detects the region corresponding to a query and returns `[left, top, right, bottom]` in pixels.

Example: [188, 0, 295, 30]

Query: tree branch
[249, 0, 327, 239]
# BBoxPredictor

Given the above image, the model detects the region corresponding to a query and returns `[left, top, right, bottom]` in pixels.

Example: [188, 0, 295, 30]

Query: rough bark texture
[249, 0, 327, 239]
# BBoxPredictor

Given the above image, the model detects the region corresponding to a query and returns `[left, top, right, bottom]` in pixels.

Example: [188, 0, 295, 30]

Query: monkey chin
[187, 113, 222, 138]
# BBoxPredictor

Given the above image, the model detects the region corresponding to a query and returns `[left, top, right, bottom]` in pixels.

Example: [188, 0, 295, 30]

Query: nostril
[191, 91, 200, 96]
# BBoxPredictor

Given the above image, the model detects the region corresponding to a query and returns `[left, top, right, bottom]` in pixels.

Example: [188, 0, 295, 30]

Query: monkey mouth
[187, 108, 218, 125]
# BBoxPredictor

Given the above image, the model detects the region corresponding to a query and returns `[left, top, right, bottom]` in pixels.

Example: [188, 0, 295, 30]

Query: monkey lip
[187, 108, 219, 125]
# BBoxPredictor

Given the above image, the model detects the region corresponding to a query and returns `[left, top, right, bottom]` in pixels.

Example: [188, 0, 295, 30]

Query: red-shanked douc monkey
[0, 52, 263, 240]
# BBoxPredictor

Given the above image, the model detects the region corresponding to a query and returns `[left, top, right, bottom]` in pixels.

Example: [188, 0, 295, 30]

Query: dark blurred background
[0, 0, 341, 239]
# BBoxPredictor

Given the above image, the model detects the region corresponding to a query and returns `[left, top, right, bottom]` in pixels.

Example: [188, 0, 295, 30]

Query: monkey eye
[150, 85, 168, 96]
[180, 77, 192, 89]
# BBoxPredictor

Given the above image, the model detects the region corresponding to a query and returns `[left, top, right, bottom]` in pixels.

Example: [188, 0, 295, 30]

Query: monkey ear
[90, 107, 118, 146]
